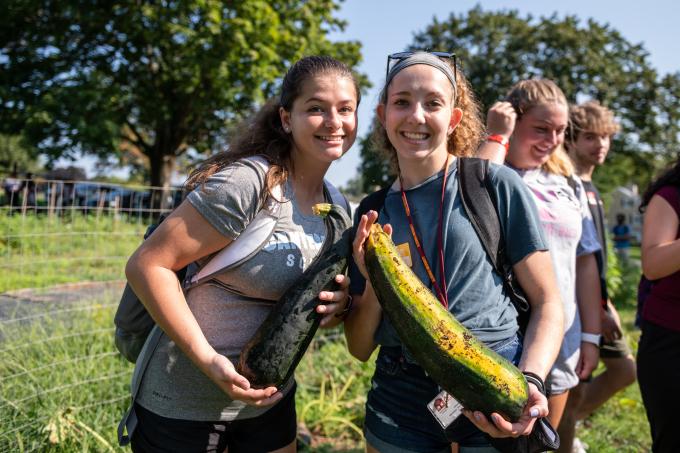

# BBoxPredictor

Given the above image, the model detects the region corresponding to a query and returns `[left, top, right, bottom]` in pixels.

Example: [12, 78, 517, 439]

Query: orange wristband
[487, 134, 510, 152]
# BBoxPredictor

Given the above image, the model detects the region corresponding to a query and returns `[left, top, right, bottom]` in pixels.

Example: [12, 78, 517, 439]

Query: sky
[323, 0, 680, 188]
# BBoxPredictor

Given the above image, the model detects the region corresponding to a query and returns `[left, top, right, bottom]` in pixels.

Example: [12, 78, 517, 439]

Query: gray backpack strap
[117, 325, 163, 446]
[187, 156, 282, 287]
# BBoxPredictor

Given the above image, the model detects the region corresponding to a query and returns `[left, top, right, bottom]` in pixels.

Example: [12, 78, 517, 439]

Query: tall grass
[0, 287, 131, 452]
[0, 214, 146, 292]
[0, 285, 371, 452]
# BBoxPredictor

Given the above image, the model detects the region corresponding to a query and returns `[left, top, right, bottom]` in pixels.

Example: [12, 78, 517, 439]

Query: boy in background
[561, 101, 637, 452]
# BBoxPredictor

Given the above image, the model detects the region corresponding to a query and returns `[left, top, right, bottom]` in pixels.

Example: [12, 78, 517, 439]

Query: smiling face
[280, 73, 358, 165]
[377, 64, 462, 171]
[507, 102, 569, 170]
[571, 130, 611, 167]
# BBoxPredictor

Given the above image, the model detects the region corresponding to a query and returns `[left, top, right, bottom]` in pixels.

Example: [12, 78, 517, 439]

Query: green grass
[0, 290, 371, 452]
[0, 212, 147, 292]
[575, 259, 650, 452]
[0, 289, 131, 452]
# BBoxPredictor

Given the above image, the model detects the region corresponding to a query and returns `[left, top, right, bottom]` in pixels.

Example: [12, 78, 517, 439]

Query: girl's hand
[352, 210, 392, 280]
[463, 382, 547, 438]
[204, 352, 282, 406]
[486, 101, 517, 139]
[317, 274, 351, 327]
[576, 342, 600, 379]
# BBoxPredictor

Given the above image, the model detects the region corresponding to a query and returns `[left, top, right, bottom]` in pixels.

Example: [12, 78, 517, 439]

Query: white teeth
[317, 136, 343, 141]
[403, 132, 428, 140]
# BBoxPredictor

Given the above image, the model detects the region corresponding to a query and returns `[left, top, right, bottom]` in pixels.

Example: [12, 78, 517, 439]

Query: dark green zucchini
[237, 203, 351, 388]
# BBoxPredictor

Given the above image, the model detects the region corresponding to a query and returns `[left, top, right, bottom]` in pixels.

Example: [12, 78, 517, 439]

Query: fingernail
[474, 413, 481, 421]
[530, 408, 539, 417]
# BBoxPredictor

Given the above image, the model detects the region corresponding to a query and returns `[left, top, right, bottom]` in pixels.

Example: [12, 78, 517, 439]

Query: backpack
[113, 156, 350, 363]
[355, 157, 530, 331]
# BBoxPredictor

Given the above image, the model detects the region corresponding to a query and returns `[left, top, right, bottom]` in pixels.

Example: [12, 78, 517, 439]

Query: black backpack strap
[457, 158, 504, 271]
[457, 158, 530, 329]
[355, 187, 389, 220]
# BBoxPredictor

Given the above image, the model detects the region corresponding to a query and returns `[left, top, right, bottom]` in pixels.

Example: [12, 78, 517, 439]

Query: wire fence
[1, 177, 184, 293]
[0, 283, 132, 451]
[0, 178, 184, 450]
[0, 176, 358, 452]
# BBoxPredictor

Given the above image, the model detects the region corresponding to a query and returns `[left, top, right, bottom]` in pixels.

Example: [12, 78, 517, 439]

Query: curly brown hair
[371, 56, 484, 172]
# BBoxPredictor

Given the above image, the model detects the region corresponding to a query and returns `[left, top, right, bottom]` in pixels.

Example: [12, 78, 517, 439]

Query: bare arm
[344, 282, 382, 361]
[476, 101, 517, 165]
[343, 210, 388, 361]
[125, 200, 280, 405]
[465, 250, 563, 437]
[575, 253, 602, 379]
[641, 194, 680, 279]
[514, 250, 563, 379]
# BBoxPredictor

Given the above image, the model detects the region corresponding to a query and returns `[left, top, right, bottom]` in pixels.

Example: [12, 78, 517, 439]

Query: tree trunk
[148, 147, 176, 217]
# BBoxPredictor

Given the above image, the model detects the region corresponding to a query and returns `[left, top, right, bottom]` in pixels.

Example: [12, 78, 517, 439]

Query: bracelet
[581, 332, 602, 346]
[334, 295, 354, 320]
[486, 134, 510, 152]
[522, 371, 546, 396]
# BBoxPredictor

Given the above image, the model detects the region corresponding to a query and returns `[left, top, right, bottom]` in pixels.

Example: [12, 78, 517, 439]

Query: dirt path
[0, 281, 125, 324]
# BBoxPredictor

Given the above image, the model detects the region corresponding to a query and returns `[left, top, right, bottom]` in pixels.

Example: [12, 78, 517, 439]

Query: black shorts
[130, 385, 297, 453]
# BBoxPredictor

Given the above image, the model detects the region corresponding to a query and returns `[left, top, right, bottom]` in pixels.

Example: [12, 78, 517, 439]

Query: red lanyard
[399, 155, 450, 309]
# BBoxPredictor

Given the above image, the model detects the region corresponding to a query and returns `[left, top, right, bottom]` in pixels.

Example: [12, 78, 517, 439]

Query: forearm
[513, 251, 563, 378]
[126, 254, 215, 370]
[476, 141, 506, 165]
[518, 295, 563, 379]
[576, 254, 602, 335]
[343, 282, 381, 362]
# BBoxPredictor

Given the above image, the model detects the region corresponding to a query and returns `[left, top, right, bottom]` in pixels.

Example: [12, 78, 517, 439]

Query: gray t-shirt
[511, 167, 600, 392]
[350, 161, 547, 355]
[137, 158, 328, 421]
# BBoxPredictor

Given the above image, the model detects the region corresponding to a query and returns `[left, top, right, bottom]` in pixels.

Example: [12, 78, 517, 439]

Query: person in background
[347, 51, 563, 453]
[478, 79, 602, 447]
[612, 213, 633, 263]
[124, 55, 359, 453]
[560, 100, 636, 452]
[637, 156, 680, 453]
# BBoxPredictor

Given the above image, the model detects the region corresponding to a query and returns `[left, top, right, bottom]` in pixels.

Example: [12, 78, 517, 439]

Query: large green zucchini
[365, 224, 528, 421]
[237, 203, 351, 388]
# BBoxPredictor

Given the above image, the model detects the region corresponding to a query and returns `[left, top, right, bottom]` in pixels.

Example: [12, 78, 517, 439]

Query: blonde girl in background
[478, 80, 603, 446]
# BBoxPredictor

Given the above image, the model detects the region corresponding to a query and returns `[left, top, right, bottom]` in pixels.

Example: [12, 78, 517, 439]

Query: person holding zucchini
[478, 79, 604, 449]
[123, 56, 359, 453]
[346, 51, 564, 453]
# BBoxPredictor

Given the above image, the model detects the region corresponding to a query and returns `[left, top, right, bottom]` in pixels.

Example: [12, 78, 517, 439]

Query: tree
[1, 0, 367, 190]
[0, 134, 41, 174]
[358, 7, 680, 194]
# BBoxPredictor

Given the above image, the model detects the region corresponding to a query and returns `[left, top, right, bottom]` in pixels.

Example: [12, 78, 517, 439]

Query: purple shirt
[643, 185, 680, 332]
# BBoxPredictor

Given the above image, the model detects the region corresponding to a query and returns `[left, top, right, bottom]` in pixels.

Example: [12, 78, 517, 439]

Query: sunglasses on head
[385, 51, 457, 82]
